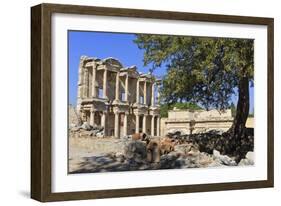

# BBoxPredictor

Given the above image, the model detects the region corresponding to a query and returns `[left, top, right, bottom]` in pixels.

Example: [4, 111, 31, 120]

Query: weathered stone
[92, 125, 104, 131]
[174, 144, 190, 155]
[69, 123, 76, 129]
[213, 150, 237, 166]
[70, 126, 80, 132]
[238, 158, 254, 166]
[167, 131, 182, 139]
[124, 140, 147, 163]
[207, 159, 224, 167]
[198, 152, 214, 167]
[96, 131, 104, 138]
[160, 152, 179, 169]
[238, 151, 254, 166]
[115, 153, 125, 162]
[121, 135, 132, 140]
[174, 155, 187, 168]
[168, 129, 254, 163]
[75, 57, 161, 138]
[165, 109, 233, 135]
[81, 122, 92, 131]
[132, 133, 145, 141]
[146, 140, 161, 163]
[174, 143, 200, 157]
[246, 151, 254, 161]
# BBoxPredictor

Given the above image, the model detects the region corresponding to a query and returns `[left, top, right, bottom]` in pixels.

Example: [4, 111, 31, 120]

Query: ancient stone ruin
[163, 108, 233, 135]
[68, 56, 254, 173]
[76, 56, 161, 138]
[74, 56, 239, 138]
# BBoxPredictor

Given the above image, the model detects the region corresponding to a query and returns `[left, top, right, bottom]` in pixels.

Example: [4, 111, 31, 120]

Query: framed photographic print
[31, 3, 274, 202]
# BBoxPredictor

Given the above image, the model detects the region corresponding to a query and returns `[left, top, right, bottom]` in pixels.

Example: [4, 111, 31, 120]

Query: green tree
[160, 102, 202, 117]
[134, 35, 254, 139]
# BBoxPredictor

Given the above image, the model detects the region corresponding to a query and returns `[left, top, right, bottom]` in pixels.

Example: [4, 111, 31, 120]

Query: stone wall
[246, 117, 254, 128]
[163, 109, 234, 135]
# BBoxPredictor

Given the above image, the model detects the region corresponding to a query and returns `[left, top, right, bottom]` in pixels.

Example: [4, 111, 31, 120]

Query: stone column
[80, 107, 86, 122]
[144, 81, 147, 105]
[142, 114, 147, 133]
[135, 114, 139, 133]
[151, 115, 155, 136]
[77, 61, 84, 99]
[151, 82, 155, 107]
[156, 116, 161, 136]
[90, 106, 95, 126]
[83, 67, 89, 98]
[125, 74, 129, 102]
[114, 111, 119, 138]
[77, 60, 84, 113]
[136, 78, 140, 104]
[91, 65, 97, 98]
[123, 112, 128, 136]
[103, 69, 108, 99]
[101, 111, 107, 135]
[155, 83, 160, 105]
[115, 71, 120, 101]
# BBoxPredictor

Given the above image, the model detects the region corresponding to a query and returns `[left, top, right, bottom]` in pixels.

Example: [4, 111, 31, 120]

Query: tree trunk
[226, 76, 251, 162]
[229, 76, 249, 137]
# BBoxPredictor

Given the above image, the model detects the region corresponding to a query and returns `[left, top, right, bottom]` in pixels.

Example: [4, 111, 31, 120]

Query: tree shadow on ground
[69, 154, 147, 173]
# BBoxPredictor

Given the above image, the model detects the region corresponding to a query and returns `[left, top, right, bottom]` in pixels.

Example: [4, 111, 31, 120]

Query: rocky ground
[69, 123, 254, 174]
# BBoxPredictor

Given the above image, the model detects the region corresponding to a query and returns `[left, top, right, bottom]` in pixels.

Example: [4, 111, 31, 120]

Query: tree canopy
[134, 35, 254, 111]
[160, 102, 202, 117]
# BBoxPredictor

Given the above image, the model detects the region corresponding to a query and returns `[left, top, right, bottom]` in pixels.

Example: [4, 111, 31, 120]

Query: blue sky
[68, 31, 254, 113]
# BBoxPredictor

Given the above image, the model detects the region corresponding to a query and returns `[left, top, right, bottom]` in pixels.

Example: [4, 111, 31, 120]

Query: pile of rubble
[120, 134, 254, 170]
[70, 122, 105, 138]
[69, 129, 254, 173]
[120, 137, 254, 169]
[166, 129, 254, 163]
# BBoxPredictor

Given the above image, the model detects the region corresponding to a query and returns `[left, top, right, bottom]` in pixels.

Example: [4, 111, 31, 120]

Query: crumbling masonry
[77, 56, 161, 138]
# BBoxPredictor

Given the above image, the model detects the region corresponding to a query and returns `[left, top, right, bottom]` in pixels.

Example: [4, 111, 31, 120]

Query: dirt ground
[68, 129, 254, 173]
[69, 135, 126, 173]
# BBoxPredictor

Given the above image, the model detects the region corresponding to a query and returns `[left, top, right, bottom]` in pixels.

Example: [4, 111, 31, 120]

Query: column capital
[90, 108, 96, 113]
[124, 111, 129, 115]
[113, 107, 120, 114]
